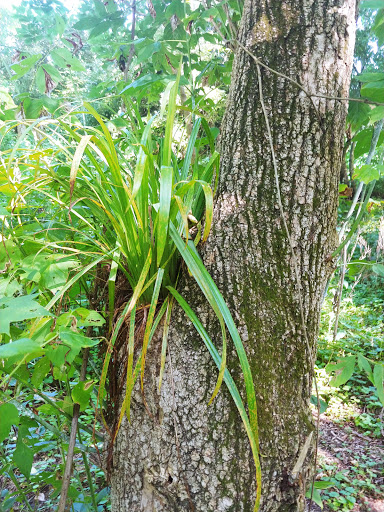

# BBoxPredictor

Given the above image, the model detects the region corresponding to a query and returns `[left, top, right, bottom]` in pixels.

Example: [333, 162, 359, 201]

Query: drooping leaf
[71, 380, 94, 411]
[310, 395, 328, 414]
[35, 66, 46, 94]
[59, 327, 101, 348]
[305, 486, 323, 509]
[373, 363, 384, 406]
[326, 356, 356, 387]
[74, 308, 105, 327]
[13, 438, 33, 478]
[0, 338, 44, 359]
[41, 64, 62, 83]
[0, 295, 52, 336]
[0, 403, 19, 443]
[31, 357, 51, 388]
[353, 164, 381, 184]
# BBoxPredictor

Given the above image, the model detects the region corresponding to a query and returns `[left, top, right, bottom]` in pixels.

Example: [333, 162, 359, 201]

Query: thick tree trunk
[110, 1, 356, 510]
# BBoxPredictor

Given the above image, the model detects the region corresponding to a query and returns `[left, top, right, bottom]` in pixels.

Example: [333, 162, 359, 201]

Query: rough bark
[110, 1, 356, 511]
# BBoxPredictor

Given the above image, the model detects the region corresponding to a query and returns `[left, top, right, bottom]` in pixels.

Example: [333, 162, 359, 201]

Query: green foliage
[0, 63, 260, 509]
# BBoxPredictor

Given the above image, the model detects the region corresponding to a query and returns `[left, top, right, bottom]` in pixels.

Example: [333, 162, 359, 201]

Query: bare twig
[57, 346, 90, 512]
[236, 41, 384, 108]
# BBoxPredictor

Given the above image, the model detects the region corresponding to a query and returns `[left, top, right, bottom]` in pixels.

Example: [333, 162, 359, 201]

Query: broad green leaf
[373, 363, 384, 406]
[353, 164, 381, 184]
[326, 356, 356, 387]
[59, 327, 101, 348]
[353, 128, 384, 159]
[73, 17, 101, 30]
[74, 308, 105, 327]
[310, 395, 328, 414]
[357, 71, 384, 82]
[35, 66, 46, 94]
[11, 54, 42, 79]
[357, 354, 373, 383]
[361, 0, 384, 8]
[0, 403, 19, 443]
[31, 357, 51, 388]
[72, 380, 94, 411]
[50, 50, 67, 68]
[314, 481, 333, 490]
[305, 486, 323, 509]
[52, 48, 85, 71]
[0, 294, 52, 336]
[89, 21, 111, 39]
[372, 263, 384, 277]
[55, 13, 66, 36]
[42, 95, 60, 113]
[13, 439, 33, 478]
[0, 241, 22, 269]
[347, 101, 370, 131]
[0, 293, 53, 333]
[46, 344, 79, 367]
[41, 64, 62, 83]
[368, 106, 384, 122]
[136, 42, 162, 65]
[23, 97, 43, 119]
[361, 80, 384, 103]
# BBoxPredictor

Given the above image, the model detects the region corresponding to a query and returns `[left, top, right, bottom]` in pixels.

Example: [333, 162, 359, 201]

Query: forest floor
[309, 407, 384, 512]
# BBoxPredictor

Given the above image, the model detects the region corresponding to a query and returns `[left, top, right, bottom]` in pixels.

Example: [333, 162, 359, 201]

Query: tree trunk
[110, 1, 357, 511]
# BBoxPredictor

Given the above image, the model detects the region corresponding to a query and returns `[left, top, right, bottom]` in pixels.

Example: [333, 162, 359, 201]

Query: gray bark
[110, 1, 357, 511]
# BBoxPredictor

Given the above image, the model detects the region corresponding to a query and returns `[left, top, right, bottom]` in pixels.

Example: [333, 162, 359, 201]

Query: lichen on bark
[109, 1, 357, 511]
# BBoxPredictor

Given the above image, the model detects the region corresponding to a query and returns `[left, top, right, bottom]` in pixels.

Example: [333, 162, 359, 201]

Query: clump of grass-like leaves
[1, 72, 261, 510]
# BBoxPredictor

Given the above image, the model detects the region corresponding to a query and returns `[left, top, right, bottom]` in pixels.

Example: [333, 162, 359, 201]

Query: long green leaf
[169, 223, 259, 443]
[157, 166, 173, 266]
[163, 66, 181, 167]
[140, 268, 164, 389]
[167, 286, 261, 511]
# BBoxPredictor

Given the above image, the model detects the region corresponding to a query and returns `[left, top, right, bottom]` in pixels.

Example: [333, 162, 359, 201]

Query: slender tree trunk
[110, 1, 357, 510]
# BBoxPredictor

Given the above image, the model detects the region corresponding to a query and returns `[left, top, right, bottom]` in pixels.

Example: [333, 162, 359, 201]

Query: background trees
[0, 1, 384, 511]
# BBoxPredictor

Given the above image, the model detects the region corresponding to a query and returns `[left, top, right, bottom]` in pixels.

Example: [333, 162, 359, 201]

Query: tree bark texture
[110, 1, 357, 511]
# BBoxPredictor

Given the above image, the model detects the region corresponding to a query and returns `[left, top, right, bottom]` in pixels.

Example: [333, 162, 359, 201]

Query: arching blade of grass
[169, 222, 259, 443]
[69, 134, 93, 202]
[157, 166, 173, 266]
[113, 305, 136, 440]
[97, 249, 153, 425]
[207, 314, 227, 405]
[163, 67, 181, 168]
[158, 297, 174, 391]
[167, 286, 261, 512]
[195, 180, 213, 242]
[132, 116, 155, 198]
[46, 253, 108, 310]
[140, 268, 164, 389]
[181, 118, 202, 180]
[108, 246, 120, 333]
